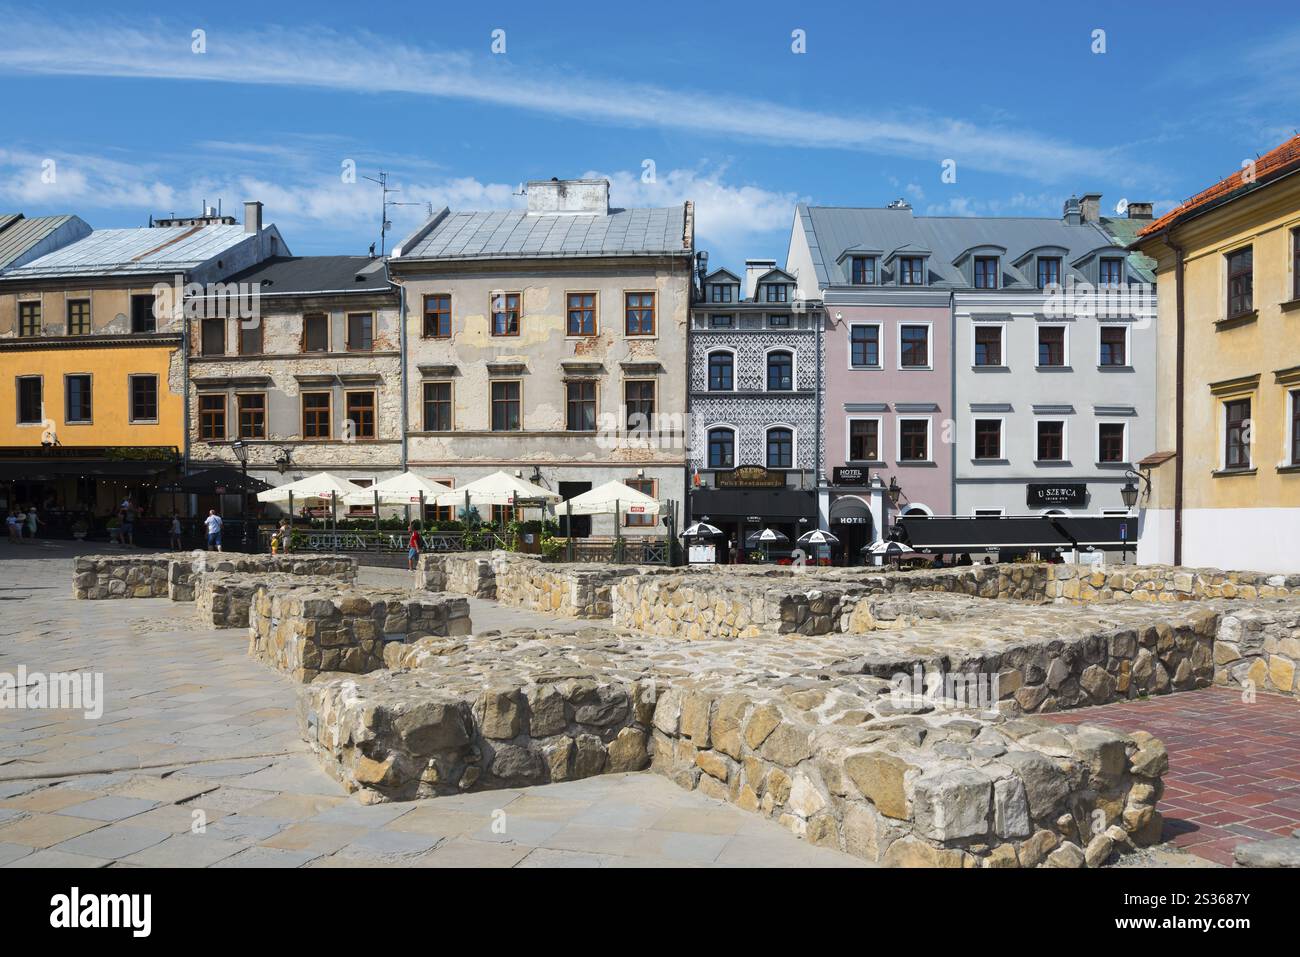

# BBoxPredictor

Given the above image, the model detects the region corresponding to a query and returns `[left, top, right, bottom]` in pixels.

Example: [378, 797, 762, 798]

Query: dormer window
[974, 256, 999, 289]
[1037, 257, 1062, 289]
[1099, 257, 1124, 286]
[851, 256, 877, 285]
[898, 257, 925, 285]
[709, 284, 734, 303]
[763, 283, 788, 303]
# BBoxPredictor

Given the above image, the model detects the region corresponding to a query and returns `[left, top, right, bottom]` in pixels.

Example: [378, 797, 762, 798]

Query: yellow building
[0, 204, 284, 538]
[1133, 135, 1300, 572]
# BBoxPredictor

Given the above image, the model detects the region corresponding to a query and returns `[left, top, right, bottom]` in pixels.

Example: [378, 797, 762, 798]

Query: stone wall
[73, 555, 172, 599]
[168, 551, 357, 602]
[417, 554, 495, 599]
[1047, 564, 1300, 604]
[249, 584, 471, 683]
[1213, 601, 1300, 699]
[420, 552, 636, 619]
[195, 572, 339, 629]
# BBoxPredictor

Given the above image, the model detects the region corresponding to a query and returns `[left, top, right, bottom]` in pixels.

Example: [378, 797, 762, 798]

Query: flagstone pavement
[0, 541, 865, 869]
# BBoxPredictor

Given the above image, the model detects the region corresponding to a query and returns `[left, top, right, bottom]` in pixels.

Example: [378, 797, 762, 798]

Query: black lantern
[1119, 480, 1138, 509]
[231, 440, 254, 552]
[886, 476, 902, 507]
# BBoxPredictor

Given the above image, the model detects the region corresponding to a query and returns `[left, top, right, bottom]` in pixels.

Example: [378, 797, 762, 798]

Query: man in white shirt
[204, 510, 224, 551]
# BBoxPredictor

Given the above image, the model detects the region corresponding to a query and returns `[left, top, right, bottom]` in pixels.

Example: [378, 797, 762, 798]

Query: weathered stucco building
[185, 253, 401, 510]
[388, 179, 693, 536]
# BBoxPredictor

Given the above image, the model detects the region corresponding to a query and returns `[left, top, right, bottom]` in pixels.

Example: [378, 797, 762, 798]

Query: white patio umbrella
[562, 480, 661, 517]
[866, 540, 917, 563]
[342, 471, 453, 508]
[745, 527, 789, 545]
[796, 529, 840, 546]
[257, 471, 365, 538]
[681, 521, 723, 538]
[432, 470, 560, 508]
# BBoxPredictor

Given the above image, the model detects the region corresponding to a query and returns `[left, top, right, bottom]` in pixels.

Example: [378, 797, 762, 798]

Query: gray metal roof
[211, 256, 393, 297]
[397, 206, 690, 261]
[0, 214, 88, 270]
[3, 223, 253, 279]
[800, 205, 1145, 289]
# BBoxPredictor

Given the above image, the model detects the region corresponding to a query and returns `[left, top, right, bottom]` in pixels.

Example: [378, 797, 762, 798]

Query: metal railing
[255, 527, 509, 553]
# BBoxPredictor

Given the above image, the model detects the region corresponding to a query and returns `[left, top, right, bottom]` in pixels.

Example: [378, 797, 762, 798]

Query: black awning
[829, 497, 871, 522]
[177, 467, 274, 494]
[0, 460, 173, 481]
[690, 487, 817, 521]
[898, 515, 1130, 551]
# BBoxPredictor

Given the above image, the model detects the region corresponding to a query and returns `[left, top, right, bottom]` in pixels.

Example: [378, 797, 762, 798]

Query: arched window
[902, 504, 932, 518]
[766, 427, 794, 469]
[707, 427, 735, 468]
[766, 350, 794, 391]
[708, 351, 734, 391]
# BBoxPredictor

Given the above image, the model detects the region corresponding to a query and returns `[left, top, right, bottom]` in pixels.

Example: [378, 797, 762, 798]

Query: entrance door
[829, 496, 874, 565]
[557, 482, 591, 537]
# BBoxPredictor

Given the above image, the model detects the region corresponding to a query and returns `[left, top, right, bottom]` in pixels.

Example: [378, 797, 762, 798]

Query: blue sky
[1, 0, 1297, 269]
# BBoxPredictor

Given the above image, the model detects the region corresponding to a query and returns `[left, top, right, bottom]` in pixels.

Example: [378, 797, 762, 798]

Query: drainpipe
[397, 276, 409, 472]
[181, 291, 191, 475]
[813, 301, 822, 517]
[1168, 234, 1185, 566]
[949, 291, 957, 517]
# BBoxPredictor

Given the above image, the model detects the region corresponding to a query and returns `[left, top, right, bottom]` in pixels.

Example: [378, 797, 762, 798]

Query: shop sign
[715, 465, 786, 489]
[1026, 483, 1086, 507]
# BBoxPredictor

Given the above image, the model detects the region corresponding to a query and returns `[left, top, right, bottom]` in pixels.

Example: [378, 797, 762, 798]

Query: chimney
[526, 178, 610, 216]
[1079, 192, 1102, 224]
[1063, 195, 1082, 226]
[744, 258, 777, 302]
[244, 200, 263, 234]
[1126, 201, 1154, 220]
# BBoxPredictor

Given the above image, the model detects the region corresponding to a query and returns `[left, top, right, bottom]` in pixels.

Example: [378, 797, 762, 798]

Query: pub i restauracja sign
[1026, 483, 1087, 507]
[714, 465, 786, 489]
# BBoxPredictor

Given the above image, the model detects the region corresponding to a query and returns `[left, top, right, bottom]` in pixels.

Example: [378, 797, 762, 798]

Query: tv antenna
[362, 171, 434, 256]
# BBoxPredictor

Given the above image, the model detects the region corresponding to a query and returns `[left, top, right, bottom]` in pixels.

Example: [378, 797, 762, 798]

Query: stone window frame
[490, 291, 521, 337]
[128, 373, 159, 424]
[564, 378, 599, 433]
[63, 372, 93, 426]
[301, 390, 333, 440]
[346, 312, 375, 352]
[566, 290, 599, 338]
[1220, 396, 1252, 471]
[972, 321, 1006, 368]
[624, 290, 656, 337]
[848, 322, 882, 369]
[897, 321, 932, 371]
[421, 380, 453, 432]
[236, 391, 268, 440]
[623, 378, 656, 433]
[706, 348, 736, 392]
[896, 416, 932, 463]
[198, 392, 227, 441]
[200, 316, 226, 356]
[423, 293, 452, 339]
[18, 299, 42, 338]
[238, 317, 263, 356]
[845, 415, 882, 464]
[66, 298, 91, 336]
[301, 313, 329, 353]
[623, 476, 657, 527]
[1036, 323, 1069, 368]
[1096, 419, 1129, 466]
[490, 379, 523, 432]
[971, 416, 1005, 461]
[705, 424, 737, 469]
[765, 423, 796, 470]
[130, 293, 158, 333]
[1097, 322, 1130, 368]
[764, 346, 796, 391]
[1225, 244, 1254, 320]
[1290, 388, 1300, 467]
[344, 389, 377, 440]
[15, 374, 43, 426]
[1034, 417, 1068, 463]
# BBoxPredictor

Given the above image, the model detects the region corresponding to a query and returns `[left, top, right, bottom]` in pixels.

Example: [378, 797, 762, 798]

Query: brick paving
[1042, 687, 1300, 866]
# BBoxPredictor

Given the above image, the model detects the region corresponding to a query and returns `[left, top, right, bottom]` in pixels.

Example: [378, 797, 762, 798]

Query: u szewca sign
[1026, 483, 1087, 507]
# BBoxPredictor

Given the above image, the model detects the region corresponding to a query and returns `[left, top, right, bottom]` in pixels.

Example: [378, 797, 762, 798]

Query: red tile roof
[1138, 134, 1300, 237]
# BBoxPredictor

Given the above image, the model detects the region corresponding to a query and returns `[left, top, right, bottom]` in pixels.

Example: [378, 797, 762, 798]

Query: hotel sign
[1026, 483, 1087, 507]
[833, 466, 870, 486]
[715, 465, 786, 489]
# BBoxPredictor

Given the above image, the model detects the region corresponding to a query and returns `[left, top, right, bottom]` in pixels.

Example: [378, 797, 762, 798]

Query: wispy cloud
[0, 12, 1146, 183]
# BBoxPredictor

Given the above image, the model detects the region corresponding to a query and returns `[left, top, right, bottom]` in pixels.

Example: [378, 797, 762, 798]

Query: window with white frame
[707, 426, 736, 469]
[1099, 324, 1129, 367]
[850, 324, 881, 368]
[973, 324, 1004, 367]
[973, 418, 1003, 460]
[846, 418, 880, 462]
[1036, 420, 1066, 461]
[1037, 325, 1067, 367]
[766, 426, 794, 469]
[898, 418, 930, 462]
[899, 324, 930, 369]
[1097, 421, 1127, 464]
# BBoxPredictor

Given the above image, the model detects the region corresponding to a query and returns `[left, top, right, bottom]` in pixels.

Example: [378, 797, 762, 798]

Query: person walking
[204, 509, 224, 552]
[407, 520, 422, 571]
[5, 511, 20, 544]
[169, 512, 183, 551]
[270, 519, 291, 555]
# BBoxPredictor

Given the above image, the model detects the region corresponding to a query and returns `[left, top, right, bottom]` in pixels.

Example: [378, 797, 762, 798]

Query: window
[566, 380, 597, 432]
[848, 419, 879, 461]
[974, 508, 1003, 518]
[17, 377, 42, 424]
[1038, 326, 1065, 367]
[1036, 421, 1064, 461]
[974, 326, 1002, 366]
[65, 374, 92, 423]
[708, 314, 733, 328]
[900, 325, 929, 368]
[199, 394, 226, 440]
[974, 419, 1002, 460]
[768, 313, 790, 328]
[709, 284, 733, 303]
[624, 478, 656, 527]
[567, 293, 596, 336]
[707, 351, 734, 391]
[1294, 230, 1300, 301]
[491, 292, 520, 336]
[851, 256, 876, 285]
[624, 380, 655, 431]
[707, 428, 735, 468]
[238, 319, 262, 355]
[766, 427, 794, 469]
[1292, 390, 1300, 466]
[347, 313, 374, 351]
[66, 300, 90, 335]
[423, 294, 451, 338]
[1099, 258, 1124, 286]
[345, 391, 376, 439]
[302, 392, 331, 439]
[18, 301, 40, 337]
[1226, 247, 1253, 318]
[1098, 422, 1127, 464]
[767, 350, 794, 391]
[201, 317, 225, 356]
[237, 393, 266, 439]
[898, 257, 925, 285]
[974, 256, 999, 289]
[130, 294, 157, 333]
[491, 381, 521, 431]
[303, 314, 328, 352]
[625, 292, 655, 336]
[763, 283, 788, 303]
[1224, 399, 1251, 469]
[850, 325, 880, 367]
[899, 419, 929, 461]
[1037, 257, 1062, 289]
[422, 382, 452, 432]
[129, 375, 157, 422]
[1099, 325, 1127, 366]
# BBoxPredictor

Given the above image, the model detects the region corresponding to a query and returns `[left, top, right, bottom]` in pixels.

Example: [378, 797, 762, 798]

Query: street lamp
[886, 476, 902, 506]
[231, 440, 253, 553]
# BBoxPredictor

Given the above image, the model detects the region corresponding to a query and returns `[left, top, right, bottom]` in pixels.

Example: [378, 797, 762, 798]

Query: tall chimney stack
[1079, 193, 1102, 224]
[244, 200, 263, 235]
